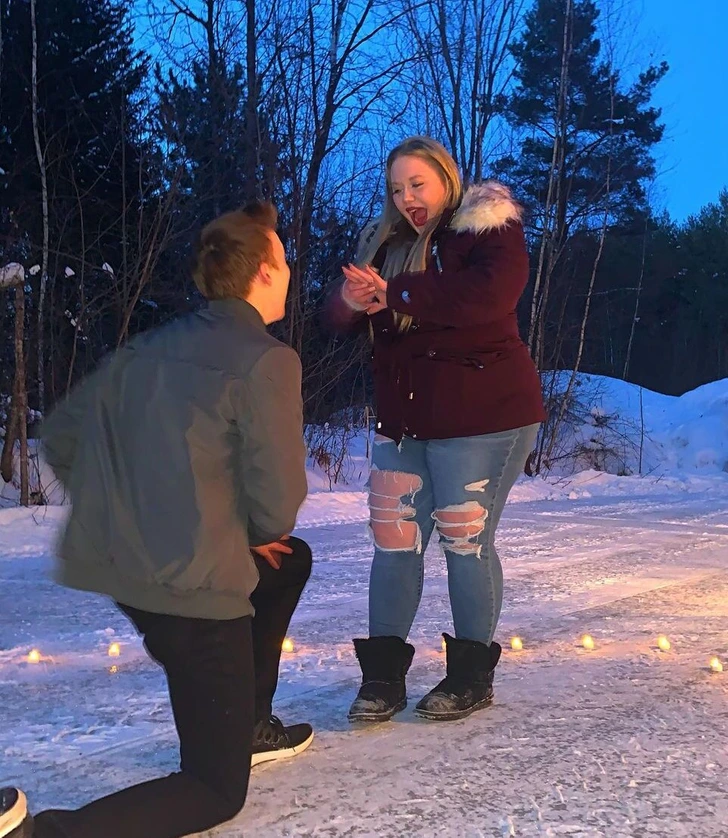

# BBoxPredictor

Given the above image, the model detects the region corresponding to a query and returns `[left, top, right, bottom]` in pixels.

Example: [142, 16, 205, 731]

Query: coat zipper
[431, 242, 443, 273]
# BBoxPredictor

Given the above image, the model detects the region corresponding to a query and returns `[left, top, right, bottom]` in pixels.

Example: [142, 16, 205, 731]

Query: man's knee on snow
[212, 784, 248, 824]
[369, 469, 422, 553]
[433, 500, 488, 557]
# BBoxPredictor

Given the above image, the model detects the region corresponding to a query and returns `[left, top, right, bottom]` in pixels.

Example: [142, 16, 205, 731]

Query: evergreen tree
[1, 0, 149, 241]
[498, 0, 668, 372]
[645, 191, 728, 393]
[0, 0, 152, 398]
[499, 0, 667, 229]
[156, 60, 251, 224]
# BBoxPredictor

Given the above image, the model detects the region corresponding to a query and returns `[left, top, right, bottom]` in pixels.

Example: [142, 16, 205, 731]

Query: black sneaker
[0, 788, 32, 838]
[251, 716, 314, 767]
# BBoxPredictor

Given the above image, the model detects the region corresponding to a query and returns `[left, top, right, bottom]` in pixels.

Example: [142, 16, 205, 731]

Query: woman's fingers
[343, 264, 374, 284]
[366, 299, 387, 315]
[369, 272, 387, 293]
[346, 283, 376, 304]
[342, 264, 387, 314]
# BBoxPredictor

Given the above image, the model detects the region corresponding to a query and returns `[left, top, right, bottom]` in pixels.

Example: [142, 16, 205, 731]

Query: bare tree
[534, 10, 623, 473]
[528, 0, 573, 370]
[30, 0, 49, 417]
[0, 263, 29, 505]
[116, 176, 183, 346]
[149, 0, 262, 213]
[403, 0, 524, 181]
[268, 0, 410, 354]
[622, 215, 648, 379]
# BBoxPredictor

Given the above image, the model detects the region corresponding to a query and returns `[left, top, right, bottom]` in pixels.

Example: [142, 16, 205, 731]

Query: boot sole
[348, 698, 407, 723]
[414, 695, 493, 721]
[251, 730, 314, 767]
[0, 791, 27, 836]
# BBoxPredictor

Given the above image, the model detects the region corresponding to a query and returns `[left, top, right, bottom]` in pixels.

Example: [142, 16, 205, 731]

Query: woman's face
[389, 154, 448, 234]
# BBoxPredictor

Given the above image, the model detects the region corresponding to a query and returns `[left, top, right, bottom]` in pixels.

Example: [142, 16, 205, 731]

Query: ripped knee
[369, 469, 423, 552]
[433, 500, 488, 557]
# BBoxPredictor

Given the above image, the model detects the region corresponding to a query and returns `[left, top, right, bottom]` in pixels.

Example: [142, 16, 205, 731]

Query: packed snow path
[1, 479, 727, 837]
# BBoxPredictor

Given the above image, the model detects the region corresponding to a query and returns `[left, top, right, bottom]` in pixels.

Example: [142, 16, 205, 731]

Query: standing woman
[325, 136, 545, 723]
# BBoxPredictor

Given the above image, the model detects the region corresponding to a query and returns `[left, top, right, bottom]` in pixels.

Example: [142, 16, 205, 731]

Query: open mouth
[407, 208, 428, 227]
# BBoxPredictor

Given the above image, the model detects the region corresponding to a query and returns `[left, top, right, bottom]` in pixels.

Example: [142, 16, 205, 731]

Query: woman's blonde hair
[358, 136, 462, 330]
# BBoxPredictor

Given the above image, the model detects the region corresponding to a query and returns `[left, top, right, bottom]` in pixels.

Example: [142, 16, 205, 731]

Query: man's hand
[251, 535, 293, 570]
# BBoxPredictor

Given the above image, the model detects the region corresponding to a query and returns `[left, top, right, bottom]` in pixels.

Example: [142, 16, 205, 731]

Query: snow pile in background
[305, 431, 370, 492]
[2, 375, 727, 512]
[304, 373, 728, 488]
[655, 378, 728, 472]
[540, 373, 728, 477]
[0, 439, 68, 508]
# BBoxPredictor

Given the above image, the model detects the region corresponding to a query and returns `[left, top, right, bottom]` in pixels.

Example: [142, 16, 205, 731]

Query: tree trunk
[16, 284, 30, 506]
[539, 60, 615, 472]
[31, 0, 49, 417]
[528, 0, 573, 368]
[1, 287, 30, 503]
[244, 0, 259, 197]
[0, 387, 18, 485]
[623, 217, 648, 379]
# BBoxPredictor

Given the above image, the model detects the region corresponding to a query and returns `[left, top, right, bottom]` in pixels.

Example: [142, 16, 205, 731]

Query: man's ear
[257, 261, 273, 287]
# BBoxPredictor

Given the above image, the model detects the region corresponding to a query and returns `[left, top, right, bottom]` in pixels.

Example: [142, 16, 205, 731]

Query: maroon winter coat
[325, 181, 546, 443]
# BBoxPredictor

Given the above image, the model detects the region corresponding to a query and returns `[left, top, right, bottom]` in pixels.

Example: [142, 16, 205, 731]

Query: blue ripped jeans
[368, 424, 540, 644]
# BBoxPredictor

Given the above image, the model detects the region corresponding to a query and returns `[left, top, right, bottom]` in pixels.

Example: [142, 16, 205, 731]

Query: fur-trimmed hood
[352, 180, 523, 262]
[451, 181, 523, 235]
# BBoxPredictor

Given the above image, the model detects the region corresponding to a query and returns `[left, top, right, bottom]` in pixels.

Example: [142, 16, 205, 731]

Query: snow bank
[656, 378, 728, 473]
[542, 372, 728, 476]
[0, 438, 68, 509]
[2, 375, 727, 513]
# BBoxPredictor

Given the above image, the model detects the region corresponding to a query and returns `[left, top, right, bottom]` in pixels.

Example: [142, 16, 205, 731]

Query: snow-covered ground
[1, 473, 727, 837]
[1, 375, 727, 836]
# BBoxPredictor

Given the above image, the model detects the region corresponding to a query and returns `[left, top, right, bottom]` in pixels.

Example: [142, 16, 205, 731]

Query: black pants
[34, 537, 312, 838]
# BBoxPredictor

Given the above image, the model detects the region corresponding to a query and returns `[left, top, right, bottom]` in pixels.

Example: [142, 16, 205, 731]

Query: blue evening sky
[636, 0, 728, 220]
[132, 0, 726, 222]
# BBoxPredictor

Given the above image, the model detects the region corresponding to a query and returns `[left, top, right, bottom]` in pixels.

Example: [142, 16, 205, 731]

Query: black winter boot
[348, 636, 415, 723]
[415, 633, 501, 721]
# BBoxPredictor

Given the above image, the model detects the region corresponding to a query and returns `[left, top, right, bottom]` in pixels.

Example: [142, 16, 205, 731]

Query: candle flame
[657, 635, 671, 652]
